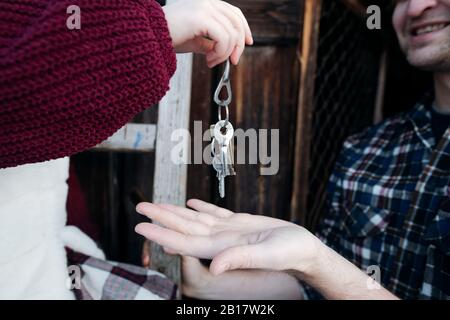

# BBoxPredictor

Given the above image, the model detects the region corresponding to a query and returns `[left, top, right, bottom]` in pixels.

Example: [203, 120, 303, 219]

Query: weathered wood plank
[374, 49, 388, 124]
[94, 123, 156, 152]
[186, 48, 302, 219]
[186, 54, 214, 202]
[221, 47, 300, 220]
[290, 0, 322, 224]
[227, 0, 302, 44]
[187, 2, 303, 220]
[150, 53, 193, 298]
[341, 0, 367, 17]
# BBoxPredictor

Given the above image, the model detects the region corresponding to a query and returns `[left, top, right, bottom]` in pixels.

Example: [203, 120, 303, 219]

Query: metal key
[211, 120, 235, 197]
[211, 59, 236, 198]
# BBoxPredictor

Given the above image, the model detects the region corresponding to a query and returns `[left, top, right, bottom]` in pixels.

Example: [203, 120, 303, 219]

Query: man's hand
[162, 0, 253, 67]
[135, 199, 399, 300]
[135, 199, 322, 276]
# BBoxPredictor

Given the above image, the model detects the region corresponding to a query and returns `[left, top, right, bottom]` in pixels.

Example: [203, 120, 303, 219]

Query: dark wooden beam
[290, 0, 322, 224]
[341, 0, 367, 17]
[227, 0, 303, 44]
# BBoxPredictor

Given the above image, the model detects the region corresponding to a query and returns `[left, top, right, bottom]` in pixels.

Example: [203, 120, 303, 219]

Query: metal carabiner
[214, 59, 232, 126]
[214, 59, 232, 107]
[218, 104, 229, 121]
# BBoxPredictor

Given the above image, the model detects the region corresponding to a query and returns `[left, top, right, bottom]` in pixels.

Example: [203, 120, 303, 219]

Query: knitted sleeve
[0, 0, 176, 169]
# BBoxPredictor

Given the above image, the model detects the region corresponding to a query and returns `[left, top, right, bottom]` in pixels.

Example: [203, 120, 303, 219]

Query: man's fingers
[163, 246, 178, 255]
[135, 223, 190, 253]
[135, 222, 233, 259]
[136, 202, 195, 233]
[135, 223, 210, 258]
[157, 203, 200, 220]
[136, 221, 252, 260]
[187, 199, 233, 218]
[158, 203, 218, 226]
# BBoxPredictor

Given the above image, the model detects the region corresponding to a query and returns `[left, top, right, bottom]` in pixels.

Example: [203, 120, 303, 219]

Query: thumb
[182, 256, 204, 269]
[182, 256, 209, 277]
[175, 37, 215, 55]
[209, 244, 262, 276]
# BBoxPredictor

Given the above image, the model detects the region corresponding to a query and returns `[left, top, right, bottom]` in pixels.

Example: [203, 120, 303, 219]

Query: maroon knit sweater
[0, 0, 176, 169]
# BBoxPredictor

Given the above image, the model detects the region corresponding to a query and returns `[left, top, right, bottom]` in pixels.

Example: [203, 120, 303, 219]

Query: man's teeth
[415, 24, 447, 35]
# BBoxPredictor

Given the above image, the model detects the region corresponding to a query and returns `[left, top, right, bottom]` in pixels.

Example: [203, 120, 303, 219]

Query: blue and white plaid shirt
[306, 95, 450, 299]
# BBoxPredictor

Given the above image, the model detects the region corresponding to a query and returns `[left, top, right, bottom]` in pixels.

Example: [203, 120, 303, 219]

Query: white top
[0, 157, 167, 300]
[0, 158, 74, 299]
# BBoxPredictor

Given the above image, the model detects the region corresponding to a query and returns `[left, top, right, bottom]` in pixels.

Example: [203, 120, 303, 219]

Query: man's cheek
[392, 13, 408, 47]
[392, 17, 403, 38]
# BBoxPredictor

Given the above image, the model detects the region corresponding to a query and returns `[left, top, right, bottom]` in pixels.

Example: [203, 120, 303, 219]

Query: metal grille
[307, 0, 382, 230]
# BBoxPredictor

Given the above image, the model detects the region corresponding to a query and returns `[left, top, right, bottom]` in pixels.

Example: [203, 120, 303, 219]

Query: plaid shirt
[67, 250, 177, 300]
[305, 95, 450, 300]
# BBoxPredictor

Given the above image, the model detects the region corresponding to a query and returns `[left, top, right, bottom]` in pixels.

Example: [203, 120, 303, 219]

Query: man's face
[393, 0, 450, 71]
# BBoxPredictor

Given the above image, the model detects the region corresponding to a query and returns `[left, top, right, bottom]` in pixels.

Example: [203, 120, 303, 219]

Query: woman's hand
[181, 256, 304, 300]
[141, 239, 216, 299]
[135, 199, 324, 276]
[181, 256, 214, 298]
[162, 0, 253, 67]
[142, 239, 303, 300]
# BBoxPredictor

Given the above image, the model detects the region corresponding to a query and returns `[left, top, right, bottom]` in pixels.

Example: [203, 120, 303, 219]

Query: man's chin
[406, 50, 450, 72]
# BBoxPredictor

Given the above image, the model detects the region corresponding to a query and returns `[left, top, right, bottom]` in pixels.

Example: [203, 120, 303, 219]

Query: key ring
[214, 59, 232, 126]
[218, 105, 229, 124]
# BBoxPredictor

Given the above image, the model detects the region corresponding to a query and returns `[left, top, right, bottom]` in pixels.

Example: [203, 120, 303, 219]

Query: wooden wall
[188, 0, 303, 221]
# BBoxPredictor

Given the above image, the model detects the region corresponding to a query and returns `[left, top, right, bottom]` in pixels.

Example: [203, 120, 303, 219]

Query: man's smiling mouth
[411, 22, 450, 36]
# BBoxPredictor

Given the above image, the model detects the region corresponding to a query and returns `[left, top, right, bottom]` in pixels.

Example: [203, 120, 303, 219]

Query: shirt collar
[406, 93, 436, 150]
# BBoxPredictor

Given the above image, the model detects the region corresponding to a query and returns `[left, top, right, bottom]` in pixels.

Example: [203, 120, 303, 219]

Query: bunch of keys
[211, 59, 235, 198]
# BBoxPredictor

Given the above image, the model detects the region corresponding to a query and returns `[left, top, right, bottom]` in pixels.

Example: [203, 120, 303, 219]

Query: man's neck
[434, 72, 450, 114]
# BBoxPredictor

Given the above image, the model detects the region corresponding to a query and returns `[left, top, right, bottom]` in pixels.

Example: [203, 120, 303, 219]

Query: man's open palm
[135, 199, 320, 275]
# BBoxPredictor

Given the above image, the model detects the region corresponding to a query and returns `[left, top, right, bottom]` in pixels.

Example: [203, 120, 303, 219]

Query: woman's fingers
[224, 2, 253, 45]
[187, 199, 233, 218]
[216, 1, 253, 46]
[218, 1, 253, 64]
[207, 12, 237, 67]
[200, 16, 230, 68]
[206, 1, 254, 66]
[163, 0, 252, 65]
[209, 243, 264, 275]
[214, 1, 245, 65]
[182, 255, 205, 269]
[174, 37, 215, 55]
